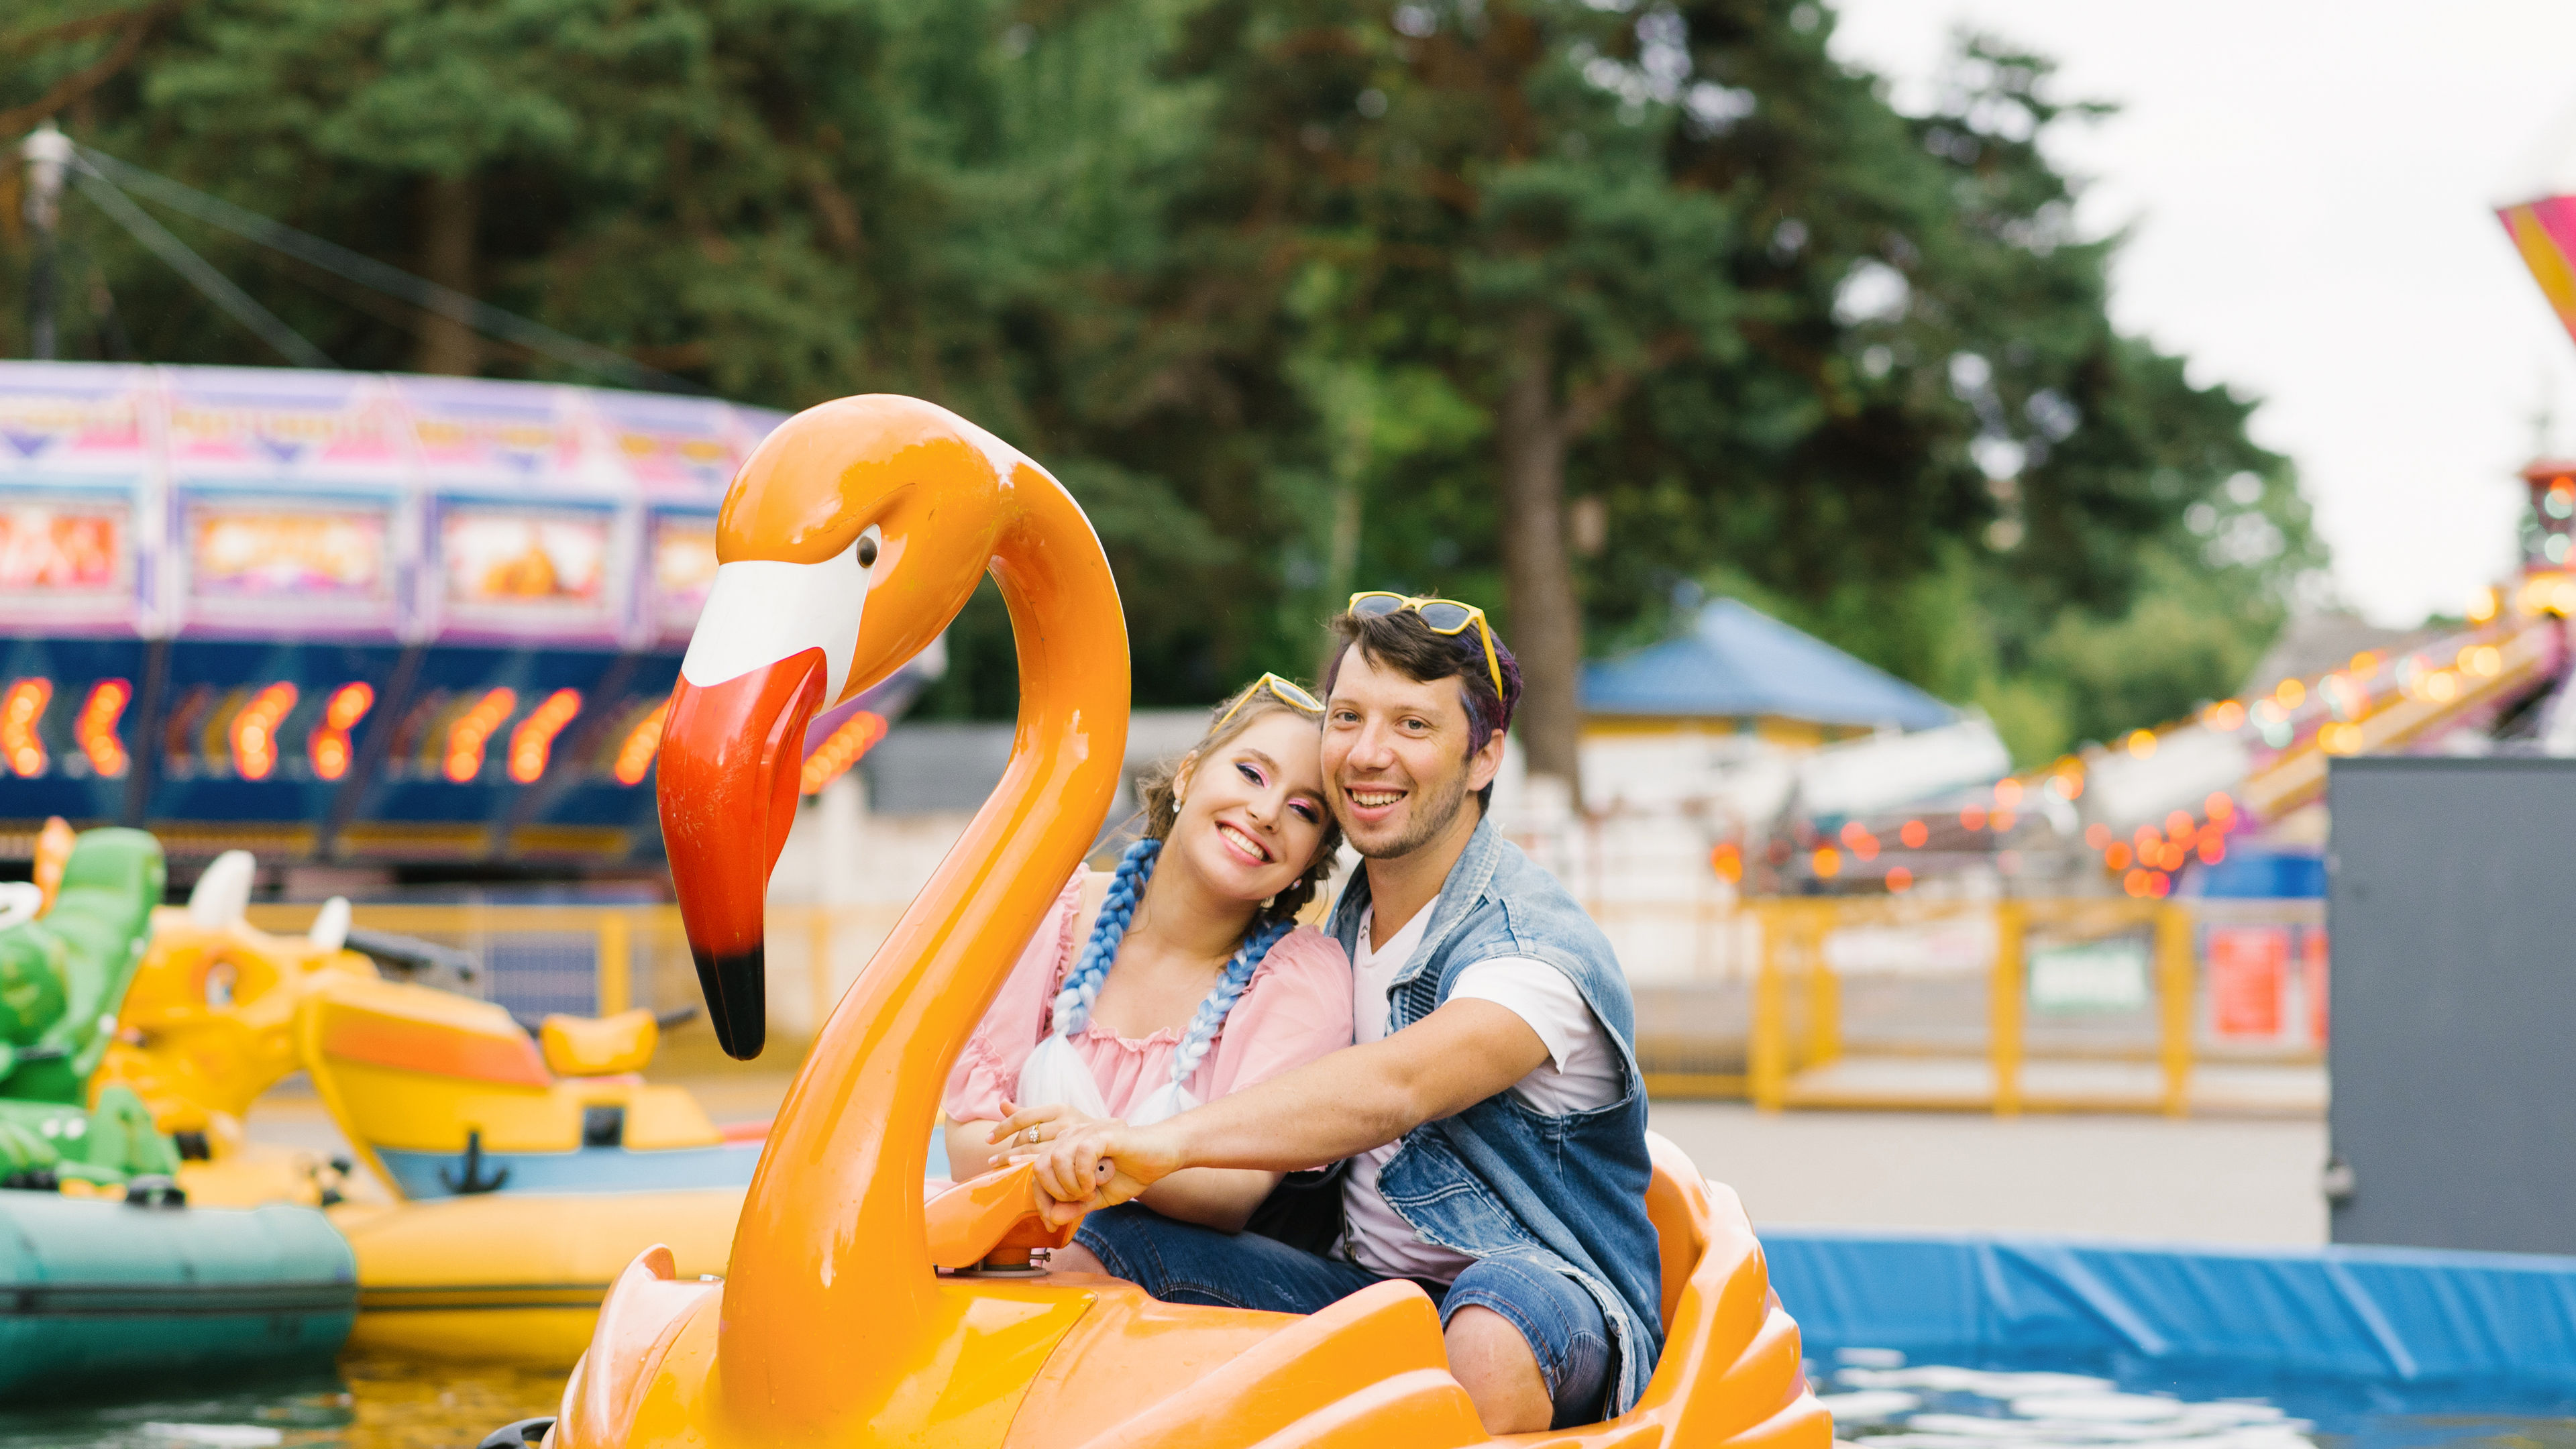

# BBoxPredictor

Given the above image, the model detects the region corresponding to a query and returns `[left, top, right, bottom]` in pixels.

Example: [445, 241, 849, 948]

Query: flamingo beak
[655, 648, 826, 1059]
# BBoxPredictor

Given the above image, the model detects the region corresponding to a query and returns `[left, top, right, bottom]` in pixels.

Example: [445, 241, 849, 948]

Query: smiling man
[1007, 597, 1662, 1434]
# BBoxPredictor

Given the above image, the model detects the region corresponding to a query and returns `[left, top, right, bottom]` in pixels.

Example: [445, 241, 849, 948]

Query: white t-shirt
[1339, 904, 1622, 1281]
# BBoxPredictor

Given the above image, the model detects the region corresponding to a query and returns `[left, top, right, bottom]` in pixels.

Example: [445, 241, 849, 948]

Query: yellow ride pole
[1992, 902, 2025, 1116]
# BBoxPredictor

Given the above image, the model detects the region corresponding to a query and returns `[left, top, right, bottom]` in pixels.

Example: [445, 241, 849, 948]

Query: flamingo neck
[715, 469, 1128, 1434]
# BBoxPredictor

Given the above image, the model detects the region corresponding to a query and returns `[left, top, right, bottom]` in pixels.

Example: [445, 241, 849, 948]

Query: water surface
[1815, 1344, 2576, 1449]
[0, 1358, 559, 1449]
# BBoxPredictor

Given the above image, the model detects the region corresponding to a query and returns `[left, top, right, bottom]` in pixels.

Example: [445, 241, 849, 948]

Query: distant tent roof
[1580, 598, 1957, 731]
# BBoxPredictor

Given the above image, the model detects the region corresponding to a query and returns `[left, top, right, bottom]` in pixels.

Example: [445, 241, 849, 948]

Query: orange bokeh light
[228, 682, 297, 782]
[75, 680, 130, 778]
[507, 689, 584, 784]
[1709, 843, 1743, 883]
[2, 679, 51, 778]
[1811, 846, 1842, 879]
[1994, 777, 2025, 808]
[325, 681, 375, 730]
[1960, 805, 1988, 830]
[1900, 820, 1928, 849]
[308, 682, 375, 782]
[613, 701, 669, 787]
[2105, 843, 2133, 871]
[1885, 866, 1913, 893]
[800, 709, 889, 795]
[2084, 823, 2110, 849]
[443, 688, 519, 784]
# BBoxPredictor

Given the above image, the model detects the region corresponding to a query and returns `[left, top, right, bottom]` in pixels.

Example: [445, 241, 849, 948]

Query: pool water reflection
[1813, 1347, 2576, 1449]
[0, 1358, 560, 1449]
[15, 1344, 2576, 1448]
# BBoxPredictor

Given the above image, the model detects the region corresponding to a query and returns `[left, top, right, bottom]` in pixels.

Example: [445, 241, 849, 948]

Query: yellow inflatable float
[535, 396, 1828, 1448]
[94, 862, 755, 1364]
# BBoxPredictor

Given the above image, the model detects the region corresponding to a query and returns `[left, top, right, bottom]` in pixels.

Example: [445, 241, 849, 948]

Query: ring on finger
[1023, 1125, 1042, 1146]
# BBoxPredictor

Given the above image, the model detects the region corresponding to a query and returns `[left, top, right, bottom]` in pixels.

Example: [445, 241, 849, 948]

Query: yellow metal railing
[236, 895, 2318, 1114]
[1744, 898, 2298, 1117]
[241, 902, 913, 1037]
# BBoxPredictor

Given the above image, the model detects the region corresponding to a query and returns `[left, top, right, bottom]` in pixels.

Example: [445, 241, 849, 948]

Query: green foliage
[1, 0, 2322, 759]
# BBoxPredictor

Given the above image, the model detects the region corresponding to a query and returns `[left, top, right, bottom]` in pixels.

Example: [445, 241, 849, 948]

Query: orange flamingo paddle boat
[535, 395, 1828, 1448]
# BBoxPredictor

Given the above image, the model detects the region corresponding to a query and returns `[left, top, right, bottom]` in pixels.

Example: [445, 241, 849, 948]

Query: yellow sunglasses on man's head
[1213, 672, 1325, 731]
[1346, 592, 1506, 702]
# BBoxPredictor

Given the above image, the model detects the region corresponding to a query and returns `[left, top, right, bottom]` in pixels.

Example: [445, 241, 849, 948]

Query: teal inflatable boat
[0, 1190, 354, 1398]
[0, 827, 354, 1400]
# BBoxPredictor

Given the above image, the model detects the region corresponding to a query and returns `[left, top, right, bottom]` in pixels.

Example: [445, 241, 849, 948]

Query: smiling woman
[940, 676, 1354, 1233]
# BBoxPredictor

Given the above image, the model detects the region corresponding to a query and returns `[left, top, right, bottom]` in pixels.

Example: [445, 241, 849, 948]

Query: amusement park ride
[0, 363, 935, 869]
[1739, 441, 2576, 906]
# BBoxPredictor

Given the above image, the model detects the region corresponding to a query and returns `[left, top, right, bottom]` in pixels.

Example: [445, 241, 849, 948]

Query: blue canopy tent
[1581, 598, 1956, 733]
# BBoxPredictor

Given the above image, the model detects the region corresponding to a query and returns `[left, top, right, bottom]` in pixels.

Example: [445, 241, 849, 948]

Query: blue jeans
[1076, 1204, 1611, 1430]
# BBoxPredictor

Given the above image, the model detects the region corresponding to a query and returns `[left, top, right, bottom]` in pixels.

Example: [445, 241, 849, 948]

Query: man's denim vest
[1328, 817, 1664, 1417]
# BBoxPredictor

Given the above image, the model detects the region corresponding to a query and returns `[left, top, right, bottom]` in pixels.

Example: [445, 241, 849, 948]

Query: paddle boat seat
[539, 1010, 660, 1078]
[297, 975, 760, 1200]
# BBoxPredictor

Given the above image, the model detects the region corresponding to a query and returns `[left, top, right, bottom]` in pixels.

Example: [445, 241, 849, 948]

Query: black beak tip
[692, 943, 769, 1061]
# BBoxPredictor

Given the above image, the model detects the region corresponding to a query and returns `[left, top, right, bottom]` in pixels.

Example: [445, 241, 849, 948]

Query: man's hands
[989, 999, 1554, 1229]
[996, 1103, 1185, 1226]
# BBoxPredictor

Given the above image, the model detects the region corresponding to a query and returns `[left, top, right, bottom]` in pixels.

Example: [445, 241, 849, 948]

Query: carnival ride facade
[0, 362, 926, 871]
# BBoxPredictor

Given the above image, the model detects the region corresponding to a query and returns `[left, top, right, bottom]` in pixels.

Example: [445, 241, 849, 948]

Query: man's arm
[1008, 999, 1550, 1215]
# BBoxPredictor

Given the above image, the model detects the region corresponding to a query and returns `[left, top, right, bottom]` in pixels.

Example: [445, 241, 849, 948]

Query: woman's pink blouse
[942, 874, 1354, 1124]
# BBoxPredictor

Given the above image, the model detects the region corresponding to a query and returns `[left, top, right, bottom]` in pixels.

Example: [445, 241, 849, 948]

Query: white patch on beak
[680, 527, 877, 700]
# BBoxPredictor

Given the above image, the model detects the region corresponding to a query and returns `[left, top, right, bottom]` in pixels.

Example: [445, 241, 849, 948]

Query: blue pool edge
[1757, 1226, 2576, 1386]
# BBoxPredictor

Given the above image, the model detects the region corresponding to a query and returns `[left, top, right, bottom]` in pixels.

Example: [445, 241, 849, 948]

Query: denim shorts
[1075, 1204, 1610, 1429]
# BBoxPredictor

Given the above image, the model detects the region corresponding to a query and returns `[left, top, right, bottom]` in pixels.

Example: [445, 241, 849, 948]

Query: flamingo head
[657, 396, 1016, 1058]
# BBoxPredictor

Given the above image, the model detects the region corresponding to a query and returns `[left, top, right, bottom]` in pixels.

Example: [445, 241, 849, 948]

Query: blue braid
[1049, 834, 1299, 1089]
[1051, 838, 1159, 1039]
[1168, 914, 1293, 1087]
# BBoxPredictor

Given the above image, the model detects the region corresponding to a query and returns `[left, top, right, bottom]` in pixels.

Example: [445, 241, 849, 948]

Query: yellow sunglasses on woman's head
[1346, 592, 1506, 702]
[1213, 672, 1325, 730]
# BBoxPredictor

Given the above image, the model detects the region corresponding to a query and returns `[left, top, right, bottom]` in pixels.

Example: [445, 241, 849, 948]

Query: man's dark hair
[1322, 604, 1524, 812]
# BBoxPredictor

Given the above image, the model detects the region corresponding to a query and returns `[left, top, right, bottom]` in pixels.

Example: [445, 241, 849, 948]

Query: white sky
[1829, 1, 2576, 626]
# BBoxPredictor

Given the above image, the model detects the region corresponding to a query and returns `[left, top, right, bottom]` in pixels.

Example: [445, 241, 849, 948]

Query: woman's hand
[1006, 1114, 1187, 1226]
[985, 1098, 1110, 1157]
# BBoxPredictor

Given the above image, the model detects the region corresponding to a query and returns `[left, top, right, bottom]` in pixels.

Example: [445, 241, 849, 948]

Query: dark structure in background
[2327, 755, 2576, 1253]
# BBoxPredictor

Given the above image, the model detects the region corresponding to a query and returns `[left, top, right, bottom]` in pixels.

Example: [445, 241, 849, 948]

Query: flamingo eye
[856, 529, 879, 568]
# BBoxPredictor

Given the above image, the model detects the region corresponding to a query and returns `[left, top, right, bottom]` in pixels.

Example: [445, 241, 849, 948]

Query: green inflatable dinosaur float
[0, 827, 182, 1189]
